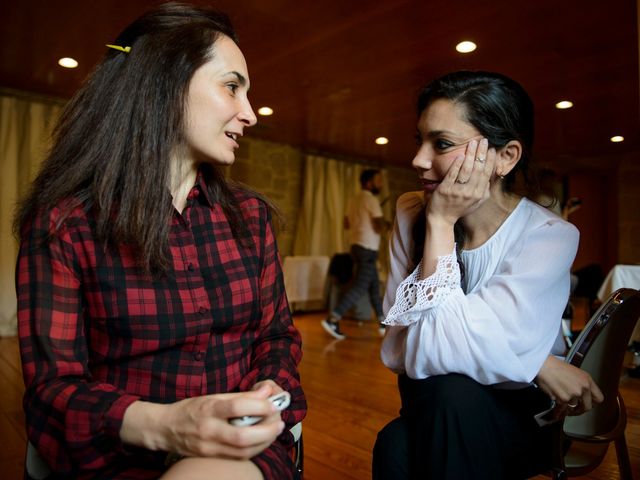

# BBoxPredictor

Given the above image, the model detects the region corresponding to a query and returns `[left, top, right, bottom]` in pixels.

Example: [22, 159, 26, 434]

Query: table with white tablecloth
[597, 264, 640, 343]
[282, 256, 330, 311]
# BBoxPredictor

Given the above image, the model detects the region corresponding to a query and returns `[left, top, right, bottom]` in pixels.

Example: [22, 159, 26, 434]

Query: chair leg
[614, 435, 633, 480]
[297, 434, 304, 477]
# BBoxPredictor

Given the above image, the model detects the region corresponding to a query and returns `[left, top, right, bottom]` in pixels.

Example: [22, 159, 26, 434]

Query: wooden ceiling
[1, 0, 638, 171]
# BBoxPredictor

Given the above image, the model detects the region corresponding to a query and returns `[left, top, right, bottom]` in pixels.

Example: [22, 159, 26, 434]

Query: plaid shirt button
[193, 351, 203, 361]
[199, 306, 208, 314]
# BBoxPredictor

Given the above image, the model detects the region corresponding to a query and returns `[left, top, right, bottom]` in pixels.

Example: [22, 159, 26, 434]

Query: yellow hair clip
[106, 44, 131, 53]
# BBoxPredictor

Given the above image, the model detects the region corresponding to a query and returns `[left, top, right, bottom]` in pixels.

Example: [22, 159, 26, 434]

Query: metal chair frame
[548, 288, 640, 480]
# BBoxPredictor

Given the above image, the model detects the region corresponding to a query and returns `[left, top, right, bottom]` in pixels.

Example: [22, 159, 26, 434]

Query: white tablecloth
[597, 265, 640, 301]
[597, 264, 640, 341]
[282, 256, 330, 304]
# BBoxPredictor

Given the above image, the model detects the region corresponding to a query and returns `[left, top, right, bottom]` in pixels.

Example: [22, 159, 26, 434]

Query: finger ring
[567, 399, 579, 408]
[475, 156, 486, 163]
[456, 179, 468, 184]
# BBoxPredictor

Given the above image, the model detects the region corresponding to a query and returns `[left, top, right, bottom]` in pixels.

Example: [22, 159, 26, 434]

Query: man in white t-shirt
[322, 169, 388, 339]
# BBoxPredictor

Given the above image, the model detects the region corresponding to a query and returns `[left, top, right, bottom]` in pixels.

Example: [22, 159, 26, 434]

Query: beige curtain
[0, 92, 64, 336]
[292, 153, 391, 258]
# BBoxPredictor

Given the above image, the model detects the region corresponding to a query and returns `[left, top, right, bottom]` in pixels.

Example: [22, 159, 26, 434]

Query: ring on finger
[475, 155, 486, 163]
[456, 179, 468, 184]
[567, 399, 580, 408]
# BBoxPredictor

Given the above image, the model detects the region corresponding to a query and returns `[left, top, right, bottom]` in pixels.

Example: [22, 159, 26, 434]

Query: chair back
[563, 288, 640, 437]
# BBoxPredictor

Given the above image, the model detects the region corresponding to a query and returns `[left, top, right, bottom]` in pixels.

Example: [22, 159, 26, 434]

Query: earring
[497, 172, 505, 180]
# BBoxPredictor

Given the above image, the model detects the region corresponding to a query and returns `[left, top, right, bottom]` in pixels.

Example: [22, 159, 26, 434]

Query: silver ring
[475, 156, 486, 163]
[456, 179, 468, 184]
[567, 399, 579, 408]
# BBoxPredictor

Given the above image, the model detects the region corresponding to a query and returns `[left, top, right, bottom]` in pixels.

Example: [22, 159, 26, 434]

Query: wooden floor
[1, 312, 639, 479]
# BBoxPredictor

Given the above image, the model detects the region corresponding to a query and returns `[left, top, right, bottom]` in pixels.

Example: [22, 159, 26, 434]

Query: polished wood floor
[1, 312, 639, 479]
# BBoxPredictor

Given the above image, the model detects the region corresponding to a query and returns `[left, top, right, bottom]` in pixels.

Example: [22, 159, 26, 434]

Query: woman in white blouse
[372, 71, 603, 479]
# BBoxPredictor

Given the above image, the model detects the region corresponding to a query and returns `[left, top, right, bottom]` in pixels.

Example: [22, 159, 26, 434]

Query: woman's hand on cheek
[428, 138, 496, 223]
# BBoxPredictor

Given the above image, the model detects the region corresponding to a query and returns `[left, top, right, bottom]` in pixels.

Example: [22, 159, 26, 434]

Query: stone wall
[230, 136, 416, 257]
[230, 137, 304, 257]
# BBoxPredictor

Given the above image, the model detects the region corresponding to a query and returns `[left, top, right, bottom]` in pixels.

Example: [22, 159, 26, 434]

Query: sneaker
[321, 319, 346, 340]
[378, 323, 386, 336]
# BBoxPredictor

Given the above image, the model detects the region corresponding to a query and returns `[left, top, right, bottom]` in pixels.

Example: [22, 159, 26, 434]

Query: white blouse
[381, 192, 578, 386]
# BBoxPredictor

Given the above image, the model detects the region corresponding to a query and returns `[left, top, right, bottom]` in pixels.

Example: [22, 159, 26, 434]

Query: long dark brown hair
[14, 3, 254, 274]
[411, 71, 538, 284]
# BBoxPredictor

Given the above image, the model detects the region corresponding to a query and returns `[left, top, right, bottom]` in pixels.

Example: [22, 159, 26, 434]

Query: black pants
[332, 244, 383, 319]
[372, 374, 557, 480]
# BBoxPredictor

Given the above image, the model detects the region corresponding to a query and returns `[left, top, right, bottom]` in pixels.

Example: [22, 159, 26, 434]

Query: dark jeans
[373, 374, 557, 480]
[332, 244, 383, 320]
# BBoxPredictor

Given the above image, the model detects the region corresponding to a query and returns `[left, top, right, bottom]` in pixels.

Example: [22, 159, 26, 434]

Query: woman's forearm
[120, 400, 170, 451]
[420, 214, 456, 279]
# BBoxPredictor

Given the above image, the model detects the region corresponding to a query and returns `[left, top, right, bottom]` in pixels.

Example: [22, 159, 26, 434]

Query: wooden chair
[549, 288, 640, 479]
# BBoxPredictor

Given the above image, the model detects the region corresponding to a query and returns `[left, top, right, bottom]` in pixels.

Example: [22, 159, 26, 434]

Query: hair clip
[106, 44, 131, 53]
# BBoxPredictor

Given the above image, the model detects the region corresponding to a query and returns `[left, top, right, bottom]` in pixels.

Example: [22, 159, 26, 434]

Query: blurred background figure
[321, 169, 389, 339]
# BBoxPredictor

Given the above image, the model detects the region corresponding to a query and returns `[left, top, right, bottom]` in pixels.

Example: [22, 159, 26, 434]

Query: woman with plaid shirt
[14, 3, 305, 479]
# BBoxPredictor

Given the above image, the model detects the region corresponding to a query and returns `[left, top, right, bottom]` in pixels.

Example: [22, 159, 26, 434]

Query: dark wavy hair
[360, 169, 380, 187]
[411, 71, 537, 277]
[14, 3, 253, 274]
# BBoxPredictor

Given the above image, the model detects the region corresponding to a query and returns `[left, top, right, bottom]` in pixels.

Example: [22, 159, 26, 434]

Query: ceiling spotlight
[555, 100, 573, 109]
[58, 57, 78, 68]
[257, 107, 273, 116]
[610, 135, 624, 143]
[455, 41, 476, 53]
[375, 137, 389, 145]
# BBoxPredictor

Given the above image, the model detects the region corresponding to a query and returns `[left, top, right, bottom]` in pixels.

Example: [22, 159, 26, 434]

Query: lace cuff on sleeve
[383, 246, 460, 326]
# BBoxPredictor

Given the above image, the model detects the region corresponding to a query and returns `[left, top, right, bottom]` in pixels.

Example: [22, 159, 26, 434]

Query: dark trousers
[372, 374, 557, 480]
[332, 244, 383, 319]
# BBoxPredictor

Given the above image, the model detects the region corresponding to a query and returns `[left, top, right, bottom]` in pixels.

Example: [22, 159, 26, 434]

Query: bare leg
[160, 457, 263, 480]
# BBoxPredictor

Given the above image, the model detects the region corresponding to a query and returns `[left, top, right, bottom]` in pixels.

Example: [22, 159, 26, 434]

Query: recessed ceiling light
[555, 100, 573, 109]
[58, 57, 78, 68]
[455, 41, 476, 53]
[610, 135, 624, 143]
[257, 107, 273, 116]
[375, 137, 389, 145]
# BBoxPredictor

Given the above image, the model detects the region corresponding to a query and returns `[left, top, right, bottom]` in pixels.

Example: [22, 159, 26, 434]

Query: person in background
[536, 167, 582, 220]
[372, 71, 602, 479]
[322, 169, 388, 339]
[14, 3, 305, 479]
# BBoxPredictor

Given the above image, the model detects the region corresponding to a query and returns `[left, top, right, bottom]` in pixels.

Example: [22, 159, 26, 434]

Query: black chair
[548, 288, 640, 479]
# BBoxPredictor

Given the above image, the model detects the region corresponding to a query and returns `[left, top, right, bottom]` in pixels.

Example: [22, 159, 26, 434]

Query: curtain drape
[0, 93, 63, 336]
[292, 153, 391, 260]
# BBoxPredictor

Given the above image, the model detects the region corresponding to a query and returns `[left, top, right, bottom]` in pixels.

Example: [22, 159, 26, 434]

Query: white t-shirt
[381, 192, 578, 386]
[347, 190, 383, 251]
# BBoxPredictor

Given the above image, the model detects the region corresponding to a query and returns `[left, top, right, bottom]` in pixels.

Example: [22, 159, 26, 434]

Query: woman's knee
[161, 458, 263, 480]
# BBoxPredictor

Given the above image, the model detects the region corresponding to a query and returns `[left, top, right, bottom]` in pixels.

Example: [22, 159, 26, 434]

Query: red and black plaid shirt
[17, 173, 306, 479]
